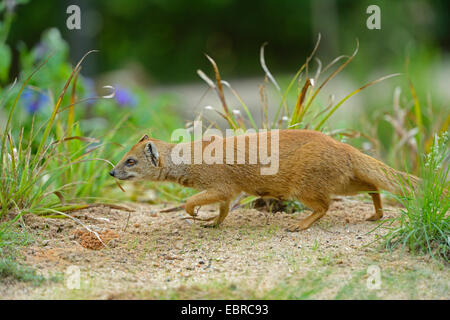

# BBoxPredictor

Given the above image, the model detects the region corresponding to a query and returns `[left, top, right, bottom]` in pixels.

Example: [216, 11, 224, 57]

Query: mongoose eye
[126, 159, 136, 166]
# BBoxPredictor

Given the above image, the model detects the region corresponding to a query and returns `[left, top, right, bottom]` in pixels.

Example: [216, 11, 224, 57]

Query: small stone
[165, 255, 182, 260]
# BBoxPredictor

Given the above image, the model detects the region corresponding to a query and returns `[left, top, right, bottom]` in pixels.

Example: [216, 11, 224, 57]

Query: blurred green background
[6, 0, 450, 83]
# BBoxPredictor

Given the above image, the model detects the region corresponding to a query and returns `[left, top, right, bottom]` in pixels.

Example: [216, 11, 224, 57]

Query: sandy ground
[1, 197, 448, 299]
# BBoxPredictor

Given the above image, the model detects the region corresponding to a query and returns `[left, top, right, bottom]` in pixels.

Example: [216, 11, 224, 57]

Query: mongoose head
[110, 134, 163, 181]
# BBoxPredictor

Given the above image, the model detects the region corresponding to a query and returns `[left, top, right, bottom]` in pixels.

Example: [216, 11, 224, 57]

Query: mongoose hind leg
[345, 181, 383, 221]
[366, 191, 383, 221]
[287, 196, 330, 232]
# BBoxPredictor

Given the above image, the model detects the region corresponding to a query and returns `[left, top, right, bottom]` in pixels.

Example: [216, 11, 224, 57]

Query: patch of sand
[1, 197, 448, 299]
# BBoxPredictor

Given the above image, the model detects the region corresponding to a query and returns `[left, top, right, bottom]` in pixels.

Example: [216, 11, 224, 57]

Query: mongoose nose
[109, 170, 115, 177]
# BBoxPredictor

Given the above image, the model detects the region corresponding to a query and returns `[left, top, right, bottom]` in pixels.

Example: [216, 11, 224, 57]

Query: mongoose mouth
[109, 169, 138, 181]
[117, 175, 134, 181]
[110, 172, 136, 181]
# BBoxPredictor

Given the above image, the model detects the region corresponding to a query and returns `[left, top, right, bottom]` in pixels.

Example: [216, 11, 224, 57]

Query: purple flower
[114, 86, 137, 107]
[21, 89, 50, 114]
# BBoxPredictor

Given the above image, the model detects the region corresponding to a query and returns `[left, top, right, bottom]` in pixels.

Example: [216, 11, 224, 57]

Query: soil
[1, 196, 448, 299]
[73, 229, 119, 250]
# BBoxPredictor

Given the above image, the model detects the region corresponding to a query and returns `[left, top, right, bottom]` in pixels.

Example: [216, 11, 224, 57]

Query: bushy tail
[352, 152, 421, 194]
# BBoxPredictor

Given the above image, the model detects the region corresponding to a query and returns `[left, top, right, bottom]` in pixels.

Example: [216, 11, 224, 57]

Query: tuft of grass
[0, 257, 45, 286]
[382, 132, 449, 261]
[383, 80, 449, 174]
[0, 50, 129, 251]
[0, 50, 124, 222]
[198, 35, 399, 133]
[0, 223, 45, 285]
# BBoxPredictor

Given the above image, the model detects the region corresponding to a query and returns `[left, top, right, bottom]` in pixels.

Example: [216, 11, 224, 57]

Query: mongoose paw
[366, 214, 382, 221]
[182, 215, 218, 223]
[286, 222, 309, 232]
[201, 221, 221, 228]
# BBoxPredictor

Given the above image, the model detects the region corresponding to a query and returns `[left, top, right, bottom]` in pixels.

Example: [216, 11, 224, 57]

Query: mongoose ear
[144, 141, 159, 166]
[139, 134, 149, 143]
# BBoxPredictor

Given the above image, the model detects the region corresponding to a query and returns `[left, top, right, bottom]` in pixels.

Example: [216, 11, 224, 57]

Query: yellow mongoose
[110, 130, 419, 231]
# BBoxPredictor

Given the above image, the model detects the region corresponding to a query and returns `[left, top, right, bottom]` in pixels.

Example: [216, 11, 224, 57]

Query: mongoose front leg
[366, 191, 383, 221]
[202, 200, 231, 228]
[184, 190, 229, 220]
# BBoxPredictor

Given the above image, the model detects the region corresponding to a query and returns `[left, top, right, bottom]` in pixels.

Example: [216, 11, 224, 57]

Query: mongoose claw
[184, 205, 200, 217]
[286, 225, 299, 232]
[286, 222, 309, 232]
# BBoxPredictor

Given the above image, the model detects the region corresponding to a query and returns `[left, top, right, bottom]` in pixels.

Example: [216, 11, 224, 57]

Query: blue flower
[21, 89, 50, 114]
[83, 77, 97, 107]
[114, 86, 137, 107]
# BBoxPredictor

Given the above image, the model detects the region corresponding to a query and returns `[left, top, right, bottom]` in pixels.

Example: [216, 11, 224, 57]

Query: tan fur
[111, 130, 420, 231]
